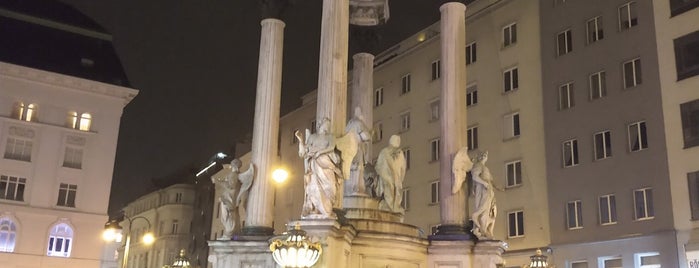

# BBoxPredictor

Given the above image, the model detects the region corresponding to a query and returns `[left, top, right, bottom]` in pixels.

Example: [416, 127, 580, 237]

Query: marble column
[244, 17, 285, 236]
[345, 52, 374, 196]
[437, 1, 469, 236]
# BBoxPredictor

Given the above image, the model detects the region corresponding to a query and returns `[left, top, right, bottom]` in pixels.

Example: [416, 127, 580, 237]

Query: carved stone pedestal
[208, 239, 276, 268]
[427, 240, 474, 268]
[473, 240, 507, 268]
[292, 219, 355, 268]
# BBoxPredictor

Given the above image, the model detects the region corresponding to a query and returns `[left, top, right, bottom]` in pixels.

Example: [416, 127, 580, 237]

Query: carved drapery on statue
[344, 107, 373, 196]
[211, 159, 255, 239]
[470, 151, 501, 240]
[375, 135, 406, 214]
[296, 118, 357, 219]
[349, 0, 390, 26]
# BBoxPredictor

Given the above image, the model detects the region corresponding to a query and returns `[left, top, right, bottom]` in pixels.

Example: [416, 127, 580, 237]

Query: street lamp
[525, 249, 551, 268]
[270, 223, 322, 268]
[103, 216, 155, 268]
[272, 168, 289, 184]
[169, 249, 191, 268]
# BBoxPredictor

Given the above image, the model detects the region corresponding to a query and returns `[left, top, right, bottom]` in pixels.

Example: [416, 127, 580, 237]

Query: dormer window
[13, 102, 37, 122]
[67, 112, 92, 131]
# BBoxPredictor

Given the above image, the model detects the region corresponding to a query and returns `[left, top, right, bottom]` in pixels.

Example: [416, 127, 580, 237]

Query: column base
[473, 240, 507, 268]
[428, 223, 474, 241]
[208, 240, 276, 268]
[241, 226, 275, 237]
[427, 239, 474, 267]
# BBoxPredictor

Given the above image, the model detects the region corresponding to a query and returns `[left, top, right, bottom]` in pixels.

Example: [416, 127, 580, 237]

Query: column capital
[259, 0, 289, 20]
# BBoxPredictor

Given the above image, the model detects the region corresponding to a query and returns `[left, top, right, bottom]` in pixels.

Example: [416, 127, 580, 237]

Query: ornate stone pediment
[9, 126, 35, 138]
[350, 0, 390, 26]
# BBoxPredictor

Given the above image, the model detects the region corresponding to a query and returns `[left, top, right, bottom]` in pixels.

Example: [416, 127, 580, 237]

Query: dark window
[670, 0, 699, 17]
[681, 99, 699, 148]
[557, 29, 573, 56]
[674, 30, 699, 81]
[688, 171, 699, 220]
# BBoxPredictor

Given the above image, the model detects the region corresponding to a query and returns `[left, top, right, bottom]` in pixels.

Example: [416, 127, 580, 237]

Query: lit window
[466, 42, 477, 65]
[467, 126, 478, 150]
[599, 194, 617, 225]
[429, 99, 440, 121]
[13, 102, 38, 122]
[589, 71, 607, 100]
[562, 139, 579, 167]
[623, 58, 642, 88]
[507, 210, 524, 238]
[400, 112, 411, 131]
[593, 130, 612, 160]
[401, 74, 411, 95]
[559, 82, 575, 110]
[430, 181, 439, 204]
[567, 200, 583, 230]
[56, 183, 77, 208]
[503, 67, 519, 92]
[503, 23, 517, 47]
[628, 121, 648, 151]
[0, 217, 17, 252]
[401, 189, 410, 210]
[79, 113, 91, 131]
[505, 160, 522, 187]
[618, 2, 638, 31]
[0, 175, 26, 202]
[67, 112, 92, 131]
[374, 87, 384, 107]
[504, 112, 520, 139]
[4, 137, 32, 162]
[47, 223, 73, 257]
[557, 29, 573, 56]
[430, 138, 440, 162]
[431, 60, 440, 81]
[634, 188, 654, 220]
[586, 16, 604, 44]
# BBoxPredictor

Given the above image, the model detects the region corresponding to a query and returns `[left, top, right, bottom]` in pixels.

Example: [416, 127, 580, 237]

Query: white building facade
[0, 62, 137, 268]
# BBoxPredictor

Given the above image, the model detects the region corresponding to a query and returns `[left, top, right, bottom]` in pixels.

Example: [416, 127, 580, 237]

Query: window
[0, 175, 26, 202]
[634, 188, 654, 220]
[466, 84, 478, 107]
[563, 139, 579, 167]
[670, 0, 699, 16]
[56, 183, 77, 207]
[403, 148, 411, 170]
[63, 147, 83, 169]
[429, 99, 440, 121]
[175, 192, 183, 203]
[466, 42, 477, 65]
[504, 113, 520, 139]
[401, 189, 410, 210]
[674, 30, 699, 80]
[171, 220, 179, 234]
[77, 113, 92, 131]
[430, 138, 440, 162]
[559, 82, 575, 110]
[373, 122, 383, 142]
[503, 23, 517, 47]
[47, 223, 73, 257]
[681, 99, 699, 148]
[506, 160, 522, 187]
[599, 194, 617, 225]
[374, 87, 384, 107]
[431, 60, 440, 80]
[4, 137, 32, 162]
[310, 119, 317, 134]
[589, 71, 607, 100]
[557, 29, 573, 56]
[628, 121, 648, 151]
[594, 130, 612, 160]
[400, 112, 411, 131]
[623, 58, 642, 88]
[503, 67, 519, 92]
[689, 171, 699, 220]
[636, 252, 661, 268]
[618, 2, 638, 31]
[571, 261, 588, 268]
[507, 210, 524, 238]
[0, 217, 17, 252]
[13, 102, 37, 122]
[602, 257, 622, 268]
[567, 200, 583, 229]
[467, 126, 478, 150]
[430, 181, 439, 204]
[401, 74, 411, 94]
[586, 16, 604, 44]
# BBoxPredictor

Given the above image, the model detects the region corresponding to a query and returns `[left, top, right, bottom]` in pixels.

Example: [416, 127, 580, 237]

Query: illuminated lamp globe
[272, 168, 289, 184]
[270, 224, 322, 268]
[527, 249, 549, 268]
[142, 232, 155, 245]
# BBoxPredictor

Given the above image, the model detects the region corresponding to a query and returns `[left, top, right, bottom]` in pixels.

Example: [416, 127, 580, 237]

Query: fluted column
[437, 1, 468, 235]
[316, 0, 349, 135]
[244, 17, 285, 236]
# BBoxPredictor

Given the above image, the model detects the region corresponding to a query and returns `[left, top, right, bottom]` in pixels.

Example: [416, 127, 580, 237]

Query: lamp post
[524, 249, 552, 268]
[168, 249, 191, 268]
[103, 216, 155, 268]
[269, 223, 322, 267]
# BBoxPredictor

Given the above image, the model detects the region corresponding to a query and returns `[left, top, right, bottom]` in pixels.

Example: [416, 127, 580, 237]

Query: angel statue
[344, 107, 373, 196]
[296, 118, 357, 219]
[452, 147, 474, 194]
[211, 159, 255, 239]
[375, 135, 406, 213]
[470, 151, 503, 240]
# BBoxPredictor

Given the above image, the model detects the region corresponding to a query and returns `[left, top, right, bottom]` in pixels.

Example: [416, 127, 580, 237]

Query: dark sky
[58, 0, 443, 212]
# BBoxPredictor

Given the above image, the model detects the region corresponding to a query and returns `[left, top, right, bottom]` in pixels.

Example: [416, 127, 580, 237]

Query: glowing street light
[270, 224, 322, 268]
[103, 216, 155, 268]
[272, 168, 289, 184]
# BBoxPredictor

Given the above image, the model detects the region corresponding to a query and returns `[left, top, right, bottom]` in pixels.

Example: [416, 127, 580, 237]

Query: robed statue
[470, 151, 502, 240]
[211, 159, 255, 239]
[375, 135, 406, 213]
[344, 107, 373, 195]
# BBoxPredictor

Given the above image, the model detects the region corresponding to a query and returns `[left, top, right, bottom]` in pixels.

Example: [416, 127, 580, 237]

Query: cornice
[0, 62, 139, 105]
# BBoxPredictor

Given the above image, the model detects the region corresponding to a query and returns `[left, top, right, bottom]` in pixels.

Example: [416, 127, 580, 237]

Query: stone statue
[296, 118, 352, 219]
[452, 147, 474, 194]
[470, 151, 502, 240]
[375, 135, 406, 213]
[344, 107, 373, 196]
[211, 159, 255, 239]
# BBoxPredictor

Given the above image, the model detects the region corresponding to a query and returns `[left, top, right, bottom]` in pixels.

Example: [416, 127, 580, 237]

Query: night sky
[58, 0, 443, 212]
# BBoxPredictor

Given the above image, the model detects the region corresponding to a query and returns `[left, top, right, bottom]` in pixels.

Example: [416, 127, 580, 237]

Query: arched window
[47, 223, 73, 257]
[25, 104, 37, 122]
[0, 217, 17, 252]
[67, 111, 78, 129]
[12, 102, 38, 122]
[78, 113, 91, 131]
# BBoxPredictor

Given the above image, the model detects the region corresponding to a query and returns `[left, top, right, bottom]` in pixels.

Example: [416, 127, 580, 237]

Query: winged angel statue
[295, 118, 358, 219]
[211, 159, 255, 239]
